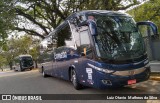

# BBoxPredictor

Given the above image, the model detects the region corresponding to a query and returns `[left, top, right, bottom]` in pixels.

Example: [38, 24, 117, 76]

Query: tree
[1, 0, 143, 40]
[0, 54, 7, 71]
[29, 39, 40, 68]
[0, 0, 148, 69]
[1, 33, 43, 70]
[0, 0, 15, 46]
[1, 35, 37, 69]
[127, 0, 160, 33]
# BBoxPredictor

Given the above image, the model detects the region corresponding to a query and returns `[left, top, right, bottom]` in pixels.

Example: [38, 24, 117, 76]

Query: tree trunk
[9, 62, 13, 70]
[0, 67, 3, 71]
[35, 60, 38, 68]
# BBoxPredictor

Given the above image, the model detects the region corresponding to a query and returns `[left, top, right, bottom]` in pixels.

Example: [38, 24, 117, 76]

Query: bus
[13, 55, 34, 72]
[39, 10, 158, 90]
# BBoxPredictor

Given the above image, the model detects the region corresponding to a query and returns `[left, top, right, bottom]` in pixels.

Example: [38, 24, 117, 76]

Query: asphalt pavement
[0, 69, 160, 103]
[0, 61, 159, 103]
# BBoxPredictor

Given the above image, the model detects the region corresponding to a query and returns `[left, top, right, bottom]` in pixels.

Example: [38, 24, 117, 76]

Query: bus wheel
[71, 69, 82, 90]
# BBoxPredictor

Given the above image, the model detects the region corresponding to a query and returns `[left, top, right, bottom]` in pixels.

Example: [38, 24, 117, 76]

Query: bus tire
[71, 69, 82, 90]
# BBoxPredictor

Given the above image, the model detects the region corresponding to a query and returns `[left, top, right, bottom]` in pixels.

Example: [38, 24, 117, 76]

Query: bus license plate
[128, 79, 136, 85]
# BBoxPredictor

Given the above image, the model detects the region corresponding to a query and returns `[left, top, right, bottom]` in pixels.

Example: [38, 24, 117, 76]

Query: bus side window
[79, 30, 93, 58]
[57, 23, 75, 48]
[54, 48, 60, 61]
[55, 47, 67, 61]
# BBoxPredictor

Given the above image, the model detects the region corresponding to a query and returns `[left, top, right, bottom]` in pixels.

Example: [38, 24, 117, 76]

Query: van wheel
[42, 70, 47, 78]
[71, 69, 82, 90]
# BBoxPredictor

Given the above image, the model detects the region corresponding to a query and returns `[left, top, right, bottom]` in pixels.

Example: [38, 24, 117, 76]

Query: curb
[150, 72, 160, 76]
[150, 63, 160, 65]
[150, 76, 160, 81]
[150, 72, 160, 81]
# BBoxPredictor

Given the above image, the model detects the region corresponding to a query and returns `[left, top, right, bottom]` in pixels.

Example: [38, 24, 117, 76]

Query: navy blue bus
[39, 10, 158, 90]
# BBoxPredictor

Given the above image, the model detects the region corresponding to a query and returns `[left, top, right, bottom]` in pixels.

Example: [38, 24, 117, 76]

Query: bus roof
[67, 10, 131, 19]
[46, 10, 131, 37]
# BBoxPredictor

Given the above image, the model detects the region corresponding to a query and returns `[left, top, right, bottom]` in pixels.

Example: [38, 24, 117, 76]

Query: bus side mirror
[137, 21, 159, 36]
[89, 21, 98, 36]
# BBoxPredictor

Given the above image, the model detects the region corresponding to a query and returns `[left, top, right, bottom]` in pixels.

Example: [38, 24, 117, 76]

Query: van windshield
[92, 15, 145, 61]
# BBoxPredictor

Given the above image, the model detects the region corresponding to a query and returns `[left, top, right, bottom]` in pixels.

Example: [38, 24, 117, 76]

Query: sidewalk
[150, 60, 160, 65]
[149, 60, 160, 81]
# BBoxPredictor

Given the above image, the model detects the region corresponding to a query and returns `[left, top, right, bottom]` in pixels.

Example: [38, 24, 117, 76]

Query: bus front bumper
[21, 65, 34, 70]
[95, 67, 150, 89]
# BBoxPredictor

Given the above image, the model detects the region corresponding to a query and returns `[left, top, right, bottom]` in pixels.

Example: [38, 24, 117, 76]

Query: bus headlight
[99, 68, 114, 73]
[87, 63, 114, 73]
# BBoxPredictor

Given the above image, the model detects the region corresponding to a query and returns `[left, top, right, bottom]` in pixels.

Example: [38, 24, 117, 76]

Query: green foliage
[29, 39, 40, 61]
[0, 54, 7, 70]
[1, 0, 141, 41]
[1, 35, 40, 68]
[127, 0, 160, 33]
[0, 0, 15, 45]
[77, 0, 140, 10]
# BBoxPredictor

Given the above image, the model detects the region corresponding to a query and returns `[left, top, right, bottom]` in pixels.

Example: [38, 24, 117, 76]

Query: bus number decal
[86, 68, 93, 80]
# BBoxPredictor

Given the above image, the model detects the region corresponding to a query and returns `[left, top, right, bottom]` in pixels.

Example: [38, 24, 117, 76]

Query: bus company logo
[2, 95, 11, 100]
[129, 70, 135, 75]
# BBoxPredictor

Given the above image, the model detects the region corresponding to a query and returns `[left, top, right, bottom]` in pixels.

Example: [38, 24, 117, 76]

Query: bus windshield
[21, 57, 33, 66]
[93, 15, 145, 61]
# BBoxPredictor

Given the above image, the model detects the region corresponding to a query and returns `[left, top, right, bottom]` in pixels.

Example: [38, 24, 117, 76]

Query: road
[0, 69, 160, 103]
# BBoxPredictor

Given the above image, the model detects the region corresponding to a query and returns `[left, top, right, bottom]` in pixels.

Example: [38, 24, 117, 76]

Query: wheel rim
[72, 70, 76, 86]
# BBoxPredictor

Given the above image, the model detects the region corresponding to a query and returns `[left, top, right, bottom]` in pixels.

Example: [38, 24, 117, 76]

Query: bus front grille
[112, 68, 146, 76]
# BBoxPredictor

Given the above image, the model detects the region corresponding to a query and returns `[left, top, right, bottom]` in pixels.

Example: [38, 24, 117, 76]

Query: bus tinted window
[93, 15, 145, 61]
[79, 29, 92, 57]
[57, 23, 74, 47]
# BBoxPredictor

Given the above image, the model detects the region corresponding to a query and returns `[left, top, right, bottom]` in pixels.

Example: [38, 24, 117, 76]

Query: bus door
[77, 26, 96, 87]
